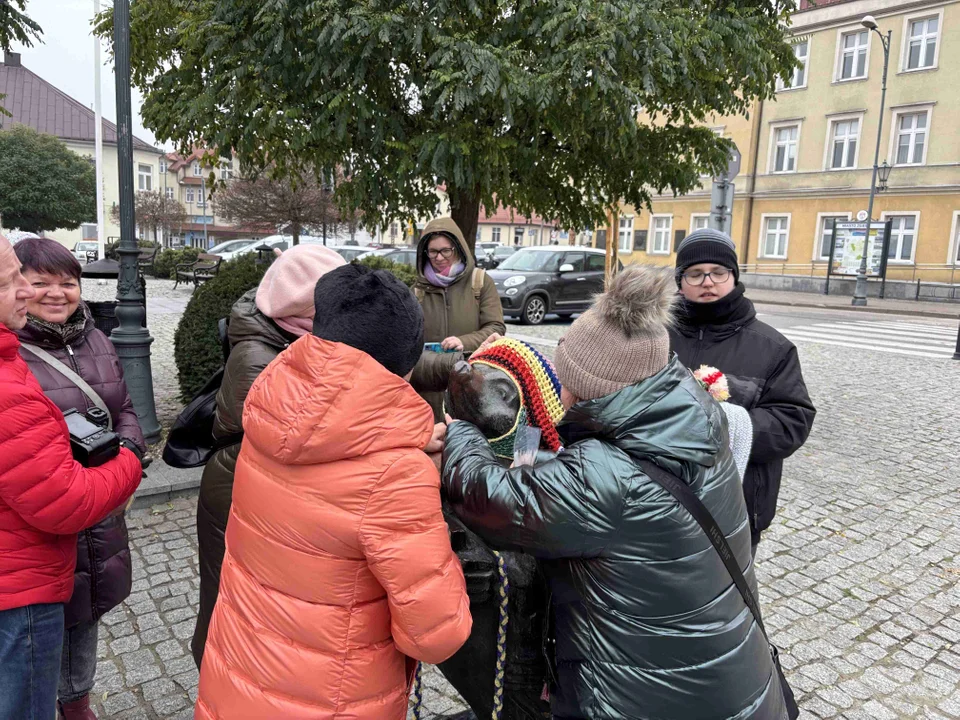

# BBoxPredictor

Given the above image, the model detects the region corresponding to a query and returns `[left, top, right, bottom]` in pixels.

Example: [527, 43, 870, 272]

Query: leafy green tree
[96, 0, 796, 253]
[0, 0, 41, 53]
[0, 125, 96, 233]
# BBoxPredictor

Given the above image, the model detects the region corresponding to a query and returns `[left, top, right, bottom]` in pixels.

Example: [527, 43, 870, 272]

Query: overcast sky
[11, 0, 165, 150]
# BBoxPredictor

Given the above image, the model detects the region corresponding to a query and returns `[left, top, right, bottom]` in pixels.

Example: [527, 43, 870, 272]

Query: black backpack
[162, 319, 241, 468]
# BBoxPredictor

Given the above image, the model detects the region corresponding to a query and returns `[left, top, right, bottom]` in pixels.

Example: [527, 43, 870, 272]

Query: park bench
[174, 253, 223, 289]
[138, 246, 160, 275]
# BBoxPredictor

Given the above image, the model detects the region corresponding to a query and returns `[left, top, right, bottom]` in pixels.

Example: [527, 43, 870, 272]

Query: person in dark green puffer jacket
[442, 266, 788, 720]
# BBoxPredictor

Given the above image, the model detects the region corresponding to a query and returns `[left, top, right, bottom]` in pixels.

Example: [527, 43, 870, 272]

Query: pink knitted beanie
[255, 244, 346, 336]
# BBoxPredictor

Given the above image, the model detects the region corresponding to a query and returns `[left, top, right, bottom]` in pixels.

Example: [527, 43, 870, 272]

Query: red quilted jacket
[0, 326, 142, 612]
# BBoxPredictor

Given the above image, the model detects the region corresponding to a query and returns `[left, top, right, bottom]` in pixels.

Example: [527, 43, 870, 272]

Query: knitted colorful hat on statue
[469, 337, 565, 458]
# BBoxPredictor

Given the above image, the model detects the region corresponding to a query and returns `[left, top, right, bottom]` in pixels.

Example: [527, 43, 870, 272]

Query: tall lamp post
[852, 15, 892, 307]
[112, 0, 161, 444]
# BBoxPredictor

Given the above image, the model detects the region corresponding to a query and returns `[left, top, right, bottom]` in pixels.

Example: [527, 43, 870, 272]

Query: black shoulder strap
[638, 460, 769, 642]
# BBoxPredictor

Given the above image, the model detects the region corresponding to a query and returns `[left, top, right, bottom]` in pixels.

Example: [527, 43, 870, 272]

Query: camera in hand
[63, 408, 120, 467]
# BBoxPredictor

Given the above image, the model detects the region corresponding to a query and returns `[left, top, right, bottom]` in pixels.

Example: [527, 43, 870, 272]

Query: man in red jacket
[0, 233, 143, 720]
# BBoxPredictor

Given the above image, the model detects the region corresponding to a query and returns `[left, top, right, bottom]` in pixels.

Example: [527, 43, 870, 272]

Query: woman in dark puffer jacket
[15, 238, 145, 720]
[192, 244, 345, 669]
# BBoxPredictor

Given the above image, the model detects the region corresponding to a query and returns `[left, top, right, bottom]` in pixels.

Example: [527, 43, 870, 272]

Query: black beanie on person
[312, 264, 425, 377]
[674, 228, 740, 287]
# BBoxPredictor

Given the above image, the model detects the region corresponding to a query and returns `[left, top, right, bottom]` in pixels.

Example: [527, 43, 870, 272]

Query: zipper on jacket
[85, 528, 100, 621]
[66, 344, 92, 412]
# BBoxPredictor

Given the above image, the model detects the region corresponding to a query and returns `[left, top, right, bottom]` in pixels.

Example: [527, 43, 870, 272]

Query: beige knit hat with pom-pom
[554, 265, 676, 401]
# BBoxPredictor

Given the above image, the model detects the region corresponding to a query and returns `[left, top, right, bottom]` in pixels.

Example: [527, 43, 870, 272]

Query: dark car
[477, 245, 519, 270]
[489, 247, 615, 325]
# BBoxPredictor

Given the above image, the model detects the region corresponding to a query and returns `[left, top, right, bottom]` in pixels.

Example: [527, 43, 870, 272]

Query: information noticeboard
[830, 222, 888, 277]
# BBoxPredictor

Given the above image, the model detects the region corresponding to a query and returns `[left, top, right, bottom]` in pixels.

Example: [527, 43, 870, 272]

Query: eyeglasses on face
[682, 268, 731, 286]
[427, 247, 455, 259]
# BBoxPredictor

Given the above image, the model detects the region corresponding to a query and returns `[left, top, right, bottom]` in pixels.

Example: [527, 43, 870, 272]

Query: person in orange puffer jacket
[196, 264, 472, 720]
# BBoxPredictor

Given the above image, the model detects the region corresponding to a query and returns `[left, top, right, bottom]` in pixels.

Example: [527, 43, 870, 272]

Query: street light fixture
[876, 161, 892, 192]
[852, 16, 893, 307]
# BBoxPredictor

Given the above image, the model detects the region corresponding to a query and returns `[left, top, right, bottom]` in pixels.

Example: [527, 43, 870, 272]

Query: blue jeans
[59, 619, 99, 702]
[0, 603, 65, 720]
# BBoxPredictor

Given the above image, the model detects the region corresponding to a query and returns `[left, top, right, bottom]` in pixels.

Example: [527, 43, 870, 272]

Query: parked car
[72, 241, 100, 263]
[330, 246, 367, 262]
[207, 239, 259, 258]
[216, 235, 293, 262]
[477, 244, 518, 270]
[490, 246, 618, 325]
[356, 246, 413, 264]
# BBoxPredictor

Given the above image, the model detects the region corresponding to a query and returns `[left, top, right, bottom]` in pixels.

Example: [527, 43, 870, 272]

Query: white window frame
[834, 27, 871, 82]
[888, 105, 933, 167]
[689, 213, 710, 232]
[812, 211, 853, 261]
[137, 164, 153, 192]
[648, 214, 673, 255]
[767, 121, 802, 174]
[777, 39, 810, 91]
[823, 113, 864, 170]
[901, 9, 943, 73]
[618, 215, 634, 252]
[879, 211, 920, 264]
[949, 211, 960, 265]
[513, 227, 524, 245]
[193, 162, 203, 177]
[158, 159, 167, 174]
[164, 187, 174, 200]
[758, 214, 791, 260]
[185, 188, 195, 204]
[491, 227, 501, 244]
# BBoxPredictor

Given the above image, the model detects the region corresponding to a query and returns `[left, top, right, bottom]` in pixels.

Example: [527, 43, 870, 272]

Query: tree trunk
[449, 186, 481, 256]
[291, 223, 301, 246]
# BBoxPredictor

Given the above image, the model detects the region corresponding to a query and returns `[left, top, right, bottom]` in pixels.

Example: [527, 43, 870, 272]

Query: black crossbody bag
[638, 460, 800, 720]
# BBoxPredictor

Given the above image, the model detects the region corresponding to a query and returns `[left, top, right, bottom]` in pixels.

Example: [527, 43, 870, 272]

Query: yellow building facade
[612, 0, 960, 287]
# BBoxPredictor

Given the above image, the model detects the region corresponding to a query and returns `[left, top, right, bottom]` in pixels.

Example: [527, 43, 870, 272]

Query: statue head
[445, 338, 565, 459]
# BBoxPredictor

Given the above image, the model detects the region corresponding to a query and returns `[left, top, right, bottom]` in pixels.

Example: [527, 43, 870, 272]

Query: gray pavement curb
[753, 296, 960, 320]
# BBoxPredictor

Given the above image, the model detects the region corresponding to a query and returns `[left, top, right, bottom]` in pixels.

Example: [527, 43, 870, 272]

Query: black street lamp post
[111, 0, 161, 444]
[852, 16, 893, 308]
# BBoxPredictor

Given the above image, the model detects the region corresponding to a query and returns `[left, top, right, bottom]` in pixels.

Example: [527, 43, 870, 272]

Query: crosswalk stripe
[803, 323, 956, 346]
[507, 333, 559, 348]
[783, 328, 953, 353]
[781, 331, 951, 359]
[844, 320, 957, 336]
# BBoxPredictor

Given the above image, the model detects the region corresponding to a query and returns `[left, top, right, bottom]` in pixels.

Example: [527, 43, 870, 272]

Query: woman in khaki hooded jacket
[411, 218, 505, 420]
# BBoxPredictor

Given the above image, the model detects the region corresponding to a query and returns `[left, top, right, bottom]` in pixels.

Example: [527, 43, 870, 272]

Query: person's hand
[444, 413, 460, 426]
[427, 452, 443, 472]
[272, 247, 283, 257]
[475, 332, 503, 354]
[441, 336, 464, 352]
[424, 422, 447, 454]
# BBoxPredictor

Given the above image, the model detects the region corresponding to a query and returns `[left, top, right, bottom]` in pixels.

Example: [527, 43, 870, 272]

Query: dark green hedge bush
[104, 239, 158, 261]
[356, 255, 417, 287]
[173, 253, 272, 401]
[153, 247, 201, 279]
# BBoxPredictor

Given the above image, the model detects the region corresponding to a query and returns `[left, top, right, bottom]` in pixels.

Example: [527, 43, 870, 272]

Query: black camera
[62, 408, 120, 467]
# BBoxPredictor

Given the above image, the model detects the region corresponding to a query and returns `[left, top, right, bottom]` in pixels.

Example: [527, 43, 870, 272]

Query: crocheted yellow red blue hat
[469, 338, 565, 456]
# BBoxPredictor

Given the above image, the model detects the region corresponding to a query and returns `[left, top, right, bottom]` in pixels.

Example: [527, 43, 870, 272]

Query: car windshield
[209, 240, 254, 254]
[494, 247, 515, 257]
[77, 243, 97, 250]
[497, 250, 565, 272]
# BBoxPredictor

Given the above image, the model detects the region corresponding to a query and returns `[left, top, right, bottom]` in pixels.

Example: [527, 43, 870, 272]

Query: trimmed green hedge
[153, 247, 201, 279]
[172, 251, 417, 401]
[173, 253, 272, 401]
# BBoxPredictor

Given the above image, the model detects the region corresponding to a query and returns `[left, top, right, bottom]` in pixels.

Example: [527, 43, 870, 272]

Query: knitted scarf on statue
[469, 338, 565, 459]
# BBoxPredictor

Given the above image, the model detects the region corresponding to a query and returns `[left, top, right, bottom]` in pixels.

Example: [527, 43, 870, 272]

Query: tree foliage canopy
[96, 0, 796, 250]
[0, 0, 41, 53]
[0, 125, 96, 233]
[111, 190, 188, 242]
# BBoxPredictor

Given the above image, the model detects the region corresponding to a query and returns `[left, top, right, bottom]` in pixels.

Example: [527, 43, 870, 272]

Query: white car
[207, 239, 259, 258]
[72, 241, 100, 262]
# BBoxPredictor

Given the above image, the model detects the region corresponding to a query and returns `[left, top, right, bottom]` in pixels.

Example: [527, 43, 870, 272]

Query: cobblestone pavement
[85, 301, 960, 719]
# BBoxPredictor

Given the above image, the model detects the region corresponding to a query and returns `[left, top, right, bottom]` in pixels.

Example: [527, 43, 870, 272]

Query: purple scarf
[425, 262, 466, 288]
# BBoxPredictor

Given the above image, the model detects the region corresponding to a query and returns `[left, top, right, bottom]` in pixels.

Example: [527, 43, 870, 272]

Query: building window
[650, 216, 672, 255]
[778, 40, 809, 90]
[186, 188, 195, 203]
[491, 227, 501, 244]
[198, 188, 205, 206]
[829, 118, 860, 169]
[905, 16, 939, 70]
[761, 216, 790, 258]
[885, 215, 917, 262]
[158, 159, 167, 174]
[514, 227, 524, 245]
[193, 162, 203, 176]
[838, 30, 868, 80]
[137, 164, 153, 192]
[618, 215, 634, 252]
[164, 187, 174, 200]
[220, 160, 234, 180]
[894, 111, 928, 165]
[816, 215, 849, 260]
[690, 214, 709, 231]
[772, 124, 799, 173]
